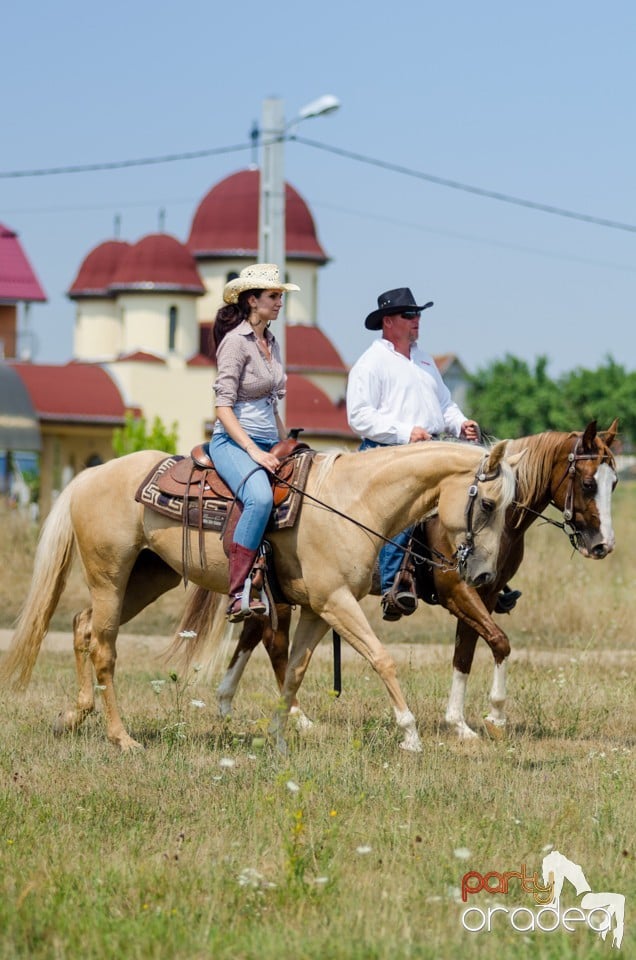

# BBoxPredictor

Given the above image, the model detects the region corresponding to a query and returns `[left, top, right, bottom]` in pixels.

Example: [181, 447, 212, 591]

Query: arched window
[168, 306, 178, 351]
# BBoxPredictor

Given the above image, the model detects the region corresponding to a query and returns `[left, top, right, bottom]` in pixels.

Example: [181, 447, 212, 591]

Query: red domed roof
[109, 234, 205, 294]
[68, 240, 131, 298]
[188, 169, 328, 263]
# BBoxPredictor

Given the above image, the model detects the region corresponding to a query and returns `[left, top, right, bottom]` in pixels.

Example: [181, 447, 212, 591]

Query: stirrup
[381, 593, 403, 622]
[227, 593, 267, 623]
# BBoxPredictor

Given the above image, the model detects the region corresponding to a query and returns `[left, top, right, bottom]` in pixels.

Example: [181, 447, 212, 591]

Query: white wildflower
[150, 679, 166, 693]
[237, 868, 263, 888]
[454, 847, 471, 860]
[219, 757, 235, 769]
[356, 845, 372, 855]
[190, 699, 206, 709]
[286, 780, 300, 793]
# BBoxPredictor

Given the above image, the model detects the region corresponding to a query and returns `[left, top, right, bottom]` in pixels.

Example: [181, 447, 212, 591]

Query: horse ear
[484, 440, 520, 473]
[506, 449, 526, 469]
[581, 420, 598, 451]
[601, 418, 619, 448]
[485, 440, 525, 473]
[484, 439, 509, 472]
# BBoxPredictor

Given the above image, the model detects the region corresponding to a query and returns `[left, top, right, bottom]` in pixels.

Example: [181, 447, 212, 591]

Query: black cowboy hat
[365, 287, 434, 330]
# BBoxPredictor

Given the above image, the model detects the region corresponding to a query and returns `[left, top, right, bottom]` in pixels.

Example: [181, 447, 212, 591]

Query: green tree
[559, 356, 635, 444]
[112, 413, 179, 457]
[467, 354, 563, 439]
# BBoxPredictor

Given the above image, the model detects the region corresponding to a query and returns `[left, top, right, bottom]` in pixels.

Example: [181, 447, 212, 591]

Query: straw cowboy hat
[223, 263, 300, 304]
[365, 287, 434, 330]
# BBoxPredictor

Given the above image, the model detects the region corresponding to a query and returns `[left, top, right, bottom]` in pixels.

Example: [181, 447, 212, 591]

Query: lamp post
[257, 94, 340, 420]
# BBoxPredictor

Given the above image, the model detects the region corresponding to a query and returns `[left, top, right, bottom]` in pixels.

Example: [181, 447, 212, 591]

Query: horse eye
[481, 498, 495, 515]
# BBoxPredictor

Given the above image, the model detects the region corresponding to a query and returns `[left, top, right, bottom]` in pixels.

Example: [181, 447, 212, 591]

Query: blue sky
[3, 0, 635, 380]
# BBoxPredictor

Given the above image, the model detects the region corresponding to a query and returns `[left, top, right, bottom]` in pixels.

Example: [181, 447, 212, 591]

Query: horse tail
[0, 483, 77, 690]
[164, 587, 229, 678]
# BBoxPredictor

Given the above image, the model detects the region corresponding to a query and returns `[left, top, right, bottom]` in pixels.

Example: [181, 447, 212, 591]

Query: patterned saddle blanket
[134, 448, 315, 535]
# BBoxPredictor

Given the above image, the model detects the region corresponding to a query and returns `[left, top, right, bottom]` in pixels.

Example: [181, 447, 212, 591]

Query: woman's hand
[246, 443, 280, 473]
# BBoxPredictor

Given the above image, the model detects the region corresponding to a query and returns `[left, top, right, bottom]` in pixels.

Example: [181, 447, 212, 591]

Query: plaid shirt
[213, 320, 286, 409]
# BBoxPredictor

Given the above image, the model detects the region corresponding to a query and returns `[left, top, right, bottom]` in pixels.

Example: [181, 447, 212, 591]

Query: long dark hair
[210, 289, 263, 354]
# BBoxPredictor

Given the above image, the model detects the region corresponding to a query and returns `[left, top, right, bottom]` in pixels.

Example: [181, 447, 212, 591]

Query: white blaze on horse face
[595, 463, 616, 552]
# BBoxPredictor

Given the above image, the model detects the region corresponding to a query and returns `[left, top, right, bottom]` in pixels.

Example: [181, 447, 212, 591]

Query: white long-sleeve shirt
[346, 338, 468, 445]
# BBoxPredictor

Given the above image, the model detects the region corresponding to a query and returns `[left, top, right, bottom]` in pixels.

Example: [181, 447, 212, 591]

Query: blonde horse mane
[310, 449, 344, 496]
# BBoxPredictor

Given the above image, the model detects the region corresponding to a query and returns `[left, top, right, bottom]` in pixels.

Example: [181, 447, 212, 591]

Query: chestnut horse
[0, 440, 522, 753]
[207, 421, 618, 737]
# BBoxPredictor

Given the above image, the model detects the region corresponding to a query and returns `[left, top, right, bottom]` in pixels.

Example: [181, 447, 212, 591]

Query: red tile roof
[115, 350, 166, 364]
[287, 325, 347, 372]
[0, 223, 47, 303]
[286, 374, 353, 437]
[10, 363, 128, 423]
[110, 234, 205, 294]
[186, 353, 214, 366]
[188, 169, 328, 263]
[67, 240, 131, 298]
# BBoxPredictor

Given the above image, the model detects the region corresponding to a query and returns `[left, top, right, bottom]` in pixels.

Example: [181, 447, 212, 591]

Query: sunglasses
[399, 310, 421, 320]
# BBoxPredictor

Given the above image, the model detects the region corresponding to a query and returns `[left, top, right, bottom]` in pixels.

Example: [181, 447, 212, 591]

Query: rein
[269, 454, 501, 573]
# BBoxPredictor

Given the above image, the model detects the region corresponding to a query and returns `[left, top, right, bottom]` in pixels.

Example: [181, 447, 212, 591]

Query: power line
[0, 142, 252, 179]
[3, 133, 636, 236]
[293, 135, 636, 234]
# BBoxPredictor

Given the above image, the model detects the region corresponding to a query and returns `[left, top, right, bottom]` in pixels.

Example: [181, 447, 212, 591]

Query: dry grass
[0, 486, 633, 959]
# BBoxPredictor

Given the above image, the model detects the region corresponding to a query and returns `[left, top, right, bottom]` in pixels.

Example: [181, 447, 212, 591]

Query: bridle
[455, 458, 505, 575]
[514, 435, 616, 551]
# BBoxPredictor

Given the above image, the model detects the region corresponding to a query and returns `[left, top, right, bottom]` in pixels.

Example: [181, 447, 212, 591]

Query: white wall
[74, 300, 122, 360]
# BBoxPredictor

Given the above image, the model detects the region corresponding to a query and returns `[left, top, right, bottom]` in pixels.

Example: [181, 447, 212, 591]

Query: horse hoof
[290, 707, 314, 733]
[115, 736, 145, 752]
[456, 724, 479, 741]
[399, 736, 423, 753]
[483, 717, 506, 740]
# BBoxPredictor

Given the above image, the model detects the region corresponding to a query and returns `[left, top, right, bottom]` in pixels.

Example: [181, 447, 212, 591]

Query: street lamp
[257, 94, 341, 418]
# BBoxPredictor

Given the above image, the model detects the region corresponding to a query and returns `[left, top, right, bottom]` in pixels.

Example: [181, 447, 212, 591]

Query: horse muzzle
[570, 527, 615, 559]
[465, 569, 496, 589]
[455, 542, 496, 587]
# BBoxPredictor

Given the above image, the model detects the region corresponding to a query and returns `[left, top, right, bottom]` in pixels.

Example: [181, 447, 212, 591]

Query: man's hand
[460, 420, 480, 442]
[409, 426, 434, 442]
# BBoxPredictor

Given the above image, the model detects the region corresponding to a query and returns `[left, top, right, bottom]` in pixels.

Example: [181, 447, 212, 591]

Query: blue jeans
[359, 438, 413, 594]
[210, 433, 277, 550]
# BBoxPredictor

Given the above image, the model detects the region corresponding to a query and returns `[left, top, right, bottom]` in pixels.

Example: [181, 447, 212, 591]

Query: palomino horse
[0, 440, 523, 753]
[206, 421, 617, 737]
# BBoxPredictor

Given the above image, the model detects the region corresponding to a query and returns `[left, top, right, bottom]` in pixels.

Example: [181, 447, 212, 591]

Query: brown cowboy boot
[226, 543, 267, 622]
[381, 555, 418, 622]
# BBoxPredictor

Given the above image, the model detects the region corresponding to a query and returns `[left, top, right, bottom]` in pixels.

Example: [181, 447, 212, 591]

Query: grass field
[0, 485, 634, 959]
